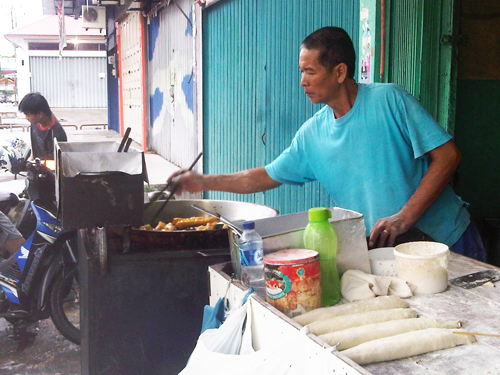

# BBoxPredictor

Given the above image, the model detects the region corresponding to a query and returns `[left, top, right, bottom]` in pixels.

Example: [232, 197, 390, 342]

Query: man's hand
[167, 170, 204, 194]
[369, 213, 412, 248]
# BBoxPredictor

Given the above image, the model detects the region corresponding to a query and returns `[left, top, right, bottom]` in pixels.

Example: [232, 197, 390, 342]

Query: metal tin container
[264, 249, 321, 317]
[55, 140, 148, 229]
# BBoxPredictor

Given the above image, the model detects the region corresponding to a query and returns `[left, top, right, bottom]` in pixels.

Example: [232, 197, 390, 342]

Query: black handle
[123, 138, 133, 152]
[118, 127, 131, 152]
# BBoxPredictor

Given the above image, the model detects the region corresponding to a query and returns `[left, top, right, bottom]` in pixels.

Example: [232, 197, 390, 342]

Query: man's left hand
[369, 213, 412, 248]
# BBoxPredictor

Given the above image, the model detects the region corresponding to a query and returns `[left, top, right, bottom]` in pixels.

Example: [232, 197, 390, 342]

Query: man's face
[299, 48, 342, 105]
[24, 112, 42, 124]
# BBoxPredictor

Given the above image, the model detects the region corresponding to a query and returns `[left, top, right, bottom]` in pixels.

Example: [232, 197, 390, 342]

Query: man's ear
[336, 63, 348, 83]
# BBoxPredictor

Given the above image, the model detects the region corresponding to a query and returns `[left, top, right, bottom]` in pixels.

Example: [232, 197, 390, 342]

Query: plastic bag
[199, 299, 249, 355]
[179, 298, 337, 375]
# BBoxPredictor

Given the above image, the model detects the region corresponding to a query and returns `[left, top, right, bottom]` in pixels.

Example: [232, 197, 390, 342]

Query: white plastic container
[368, 247, 397, 277]
[394, 242, 450, 295]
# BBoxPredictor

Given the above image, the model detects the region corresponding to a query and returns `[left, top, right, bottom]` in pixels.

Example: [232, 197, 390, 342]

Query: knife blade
[450, 269, 500, 289]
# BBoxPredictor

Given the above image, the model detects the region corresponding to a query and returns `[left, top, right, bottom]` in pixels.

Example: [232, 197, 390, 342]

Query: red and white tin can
[263, 249, 321, 317]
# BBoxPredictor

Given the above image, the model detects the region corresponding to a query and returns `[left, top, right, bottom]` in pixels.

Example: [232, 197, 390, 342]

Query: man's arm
[369, 139, 461, 247]
[0, 211, 25, 257]
[168, 167, 282, 195]
[54, 122, 67, 142]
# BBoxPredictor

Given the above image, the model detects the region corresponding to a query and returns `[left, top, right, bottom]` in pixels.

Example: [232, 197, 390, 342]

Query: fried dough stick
[173, 216, 219, 229]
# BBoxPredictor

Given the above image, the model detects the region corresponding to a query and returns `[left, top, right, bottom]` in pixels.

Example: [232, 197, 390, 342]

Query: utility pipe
[139, 12, 148, 152]
[380, 0, 386, 81]
[116, 22, 124, 136]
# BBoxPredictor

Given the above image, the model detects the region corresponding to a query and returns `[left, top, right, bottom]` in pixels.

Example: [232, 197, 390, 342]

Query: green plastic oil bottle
[303, 207, 340, 306]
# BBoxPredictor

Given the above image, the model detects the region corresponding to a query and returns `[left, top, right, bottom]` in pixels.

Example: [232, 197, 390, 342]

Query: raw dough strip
[319, 317, 461, 350]
[341, 328, 476, 365]
[308, 308, 417, 336]
[293, 295, 409, 326]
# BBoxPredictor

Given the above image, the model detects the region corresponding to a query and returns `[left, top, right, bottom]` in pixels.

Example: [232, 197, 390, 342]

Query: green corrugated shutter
[202, 0, 359, 214]
[382, 0, 458, 133]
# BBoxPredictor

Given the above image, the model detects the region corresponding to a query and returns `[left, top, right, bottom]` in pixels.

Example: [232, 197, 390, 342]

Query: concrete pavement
[0, 107, 181, 195]
[0, 105, 109, 127]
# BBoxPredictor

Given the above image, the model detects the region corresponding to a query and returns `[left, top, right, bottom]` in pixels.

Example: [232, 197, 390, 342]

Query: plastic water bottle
[303, 207, 340, 306]
[239, 221, 265, 295]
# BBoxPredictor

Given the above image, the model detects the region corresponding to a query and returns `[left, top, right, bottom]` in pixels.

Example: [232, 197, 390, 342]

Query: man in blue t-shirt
[169, 27, 485, 261]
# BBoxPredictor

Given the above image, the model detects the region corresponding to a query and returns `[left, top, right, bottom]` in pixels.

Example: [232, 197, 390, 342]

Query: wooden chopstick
[453, 331, 500, 338]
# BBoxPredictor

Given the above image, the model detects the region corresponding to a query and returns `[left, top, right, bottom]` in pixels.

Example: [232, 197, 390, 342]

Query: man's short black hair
[18, 93, 52, 117]
[301, 27, 356, 79]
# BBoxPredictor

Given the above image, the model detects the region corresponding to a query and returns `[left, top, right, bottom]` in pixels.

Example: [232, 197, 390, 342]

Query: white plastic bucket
[368, 247, 398, 277]
[394, 241, 450, 295]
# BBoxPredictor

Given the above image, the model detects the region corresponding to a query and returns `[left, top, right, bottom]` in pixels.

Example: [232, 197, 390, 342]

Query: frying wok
[115, 199, 278, 252]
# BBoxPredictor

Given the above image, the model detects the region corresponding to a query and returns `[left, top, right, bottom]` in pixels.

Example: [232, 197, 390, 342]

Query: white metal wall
[119, 11, 145, 147]
[148, 0, 198, 169]
[30, 55, 107, 108]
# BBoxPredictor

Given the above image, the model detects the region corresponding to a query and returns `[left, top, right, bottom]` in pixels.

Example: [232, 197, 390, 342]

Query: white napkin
[340, 270, 413, 302]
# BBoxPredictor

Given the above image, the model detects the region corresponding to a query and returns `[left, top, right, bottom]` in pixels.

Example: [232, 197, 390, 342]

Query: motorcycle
[0, 159, 80, 344]
[0, 137, 31, 179]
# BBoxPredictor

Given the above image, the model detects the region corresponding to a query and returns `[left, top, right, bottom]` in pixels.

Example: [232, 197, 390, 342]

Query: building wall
[118, 11, 146, 147]
[14, 48, 31, 101]
[106, 51, 120, 132]
[147, 0, 198, 171]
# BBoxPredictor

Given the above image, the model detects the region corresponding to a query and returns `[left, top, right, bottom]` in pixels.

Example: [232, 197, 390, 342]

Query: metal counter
[208, 253, 500, 374]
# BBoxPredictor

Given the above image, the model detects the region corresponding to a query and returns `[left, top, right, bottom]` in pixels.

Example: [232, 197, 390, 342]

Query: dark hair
[18, 92, 51, 117]
[301, 27, 356, 79]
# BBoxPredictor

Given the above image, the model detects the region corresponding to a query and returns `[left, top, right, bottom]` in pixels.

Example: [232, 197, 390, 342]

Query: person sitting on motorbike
[18, 93, 67, 160]
[0, 211, 24, 261]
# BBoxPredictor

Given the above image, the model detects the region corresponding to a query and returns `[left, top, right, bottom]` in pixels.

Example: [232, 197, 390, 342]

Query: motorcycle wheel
[49, 267, 81, 345]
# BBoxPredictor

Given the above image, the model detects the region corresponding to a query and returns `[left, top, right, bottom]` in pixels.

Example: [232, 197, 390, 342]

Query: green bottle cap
[308, 207, 332, 222]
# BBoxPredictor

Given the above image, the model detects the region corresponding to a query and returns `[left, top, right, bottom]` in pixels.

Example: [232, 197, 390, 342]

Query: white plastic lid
[394, 241, 449, 260]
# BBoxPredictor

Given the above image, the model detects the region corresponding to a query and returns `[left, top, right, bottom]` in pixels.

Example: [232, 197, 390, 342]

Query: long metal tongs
[147, 152, 203, 224]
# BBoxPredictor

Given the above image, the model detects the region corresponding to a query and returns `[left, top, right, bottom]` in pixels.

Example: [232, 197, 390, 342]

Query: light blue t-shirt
[265, 83, 469, 246]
